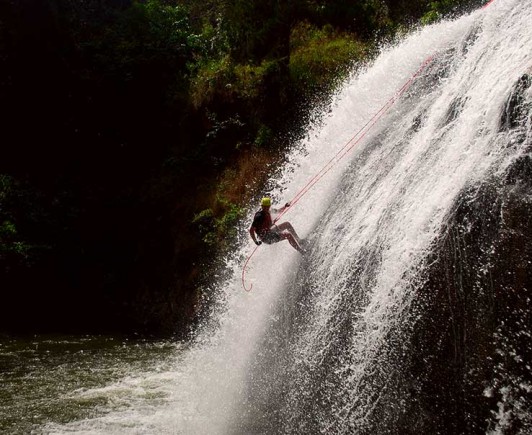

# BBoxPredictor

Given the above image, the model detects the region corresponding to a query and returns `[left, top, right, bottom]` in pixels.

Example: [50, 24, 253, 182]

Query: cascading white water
[44, 0, 531, 433]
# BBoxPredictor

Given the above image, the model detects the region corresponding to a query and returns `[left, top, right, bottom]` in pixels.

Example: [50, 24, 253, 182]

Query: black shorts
[260, 229, 283, 244]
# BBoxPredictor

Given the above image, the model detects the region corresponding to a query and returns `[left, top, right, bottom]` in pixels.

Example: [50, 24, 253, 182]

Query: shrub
[289, 22, 367, 96]
[189, 56, 279, 108]
[0, 175, 34, 261]
[420, 0, 481, 24]
[192, 198, 244, 247]
[189, 56, 234, 107]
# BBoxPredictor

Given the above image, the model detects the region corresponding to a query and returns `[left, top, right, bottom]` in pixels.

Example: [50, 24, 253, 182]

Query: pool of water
[0, 335, 180, 434]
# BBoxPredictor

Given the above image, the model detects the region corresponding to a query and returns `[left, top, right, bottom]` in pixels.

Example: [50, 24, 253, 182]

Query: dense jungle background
[0, 0, 483, 335]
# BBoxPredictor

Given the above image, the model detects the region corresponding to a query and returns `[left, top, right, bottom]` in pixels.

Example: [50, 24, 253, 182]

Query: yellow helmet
[261, 197, 271, 207]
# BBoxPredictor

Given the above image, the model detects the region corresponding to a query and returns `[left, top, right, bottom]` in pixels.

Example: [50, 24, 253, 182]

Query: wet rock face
[363, 74, 532, 434]
[499, 74, 532, 133]
[358, 74, 532, 435]
[396, 158, 532, 434]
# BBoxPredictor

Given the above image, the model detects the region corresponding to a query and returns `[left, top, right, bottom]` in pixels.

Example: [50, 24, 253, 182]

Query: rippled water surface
[0, 336, 179, 434]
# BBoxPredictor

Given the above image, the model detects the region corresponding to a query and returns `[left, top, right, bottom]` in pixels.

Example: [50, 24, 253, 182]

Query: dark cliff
[372, 74, 532, 434]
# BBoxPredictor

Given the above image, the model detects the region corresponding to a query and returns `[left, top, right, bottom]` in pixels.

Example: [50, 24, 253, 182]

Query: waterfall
[44, 0, 531, 433]
[222, 0, 531, 432]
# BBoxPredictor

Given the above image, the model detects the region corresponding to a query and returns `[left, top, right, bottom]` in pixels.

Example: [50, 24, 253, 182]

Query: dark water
[0, 335, 178, 434]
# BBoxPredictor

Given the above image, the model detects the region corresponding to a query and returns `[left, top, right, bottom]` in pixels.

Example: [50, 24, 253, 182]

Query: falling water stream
[2, 0, 531, 433]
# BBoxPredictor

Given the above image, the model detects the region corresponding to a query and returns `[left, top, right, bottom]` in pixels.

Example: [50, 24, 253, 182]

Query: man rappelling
[249, 197, 306, 254]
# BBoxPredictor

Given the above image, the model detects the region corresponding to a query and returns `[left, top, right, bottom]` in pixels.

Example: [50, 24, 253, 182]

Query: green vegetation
[193, 194, 244, 248]
[421, 0, 485, 23]
[0, 0, 484, 335]
[190, 57, 280, 108]
[0, 175, 50, 262]
[289, 23, 368, 98]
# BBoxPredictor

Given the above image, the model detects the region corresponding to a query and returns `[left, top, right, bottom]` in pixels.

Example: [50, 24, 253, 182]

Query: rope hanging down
[241, 0, 500, 292]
